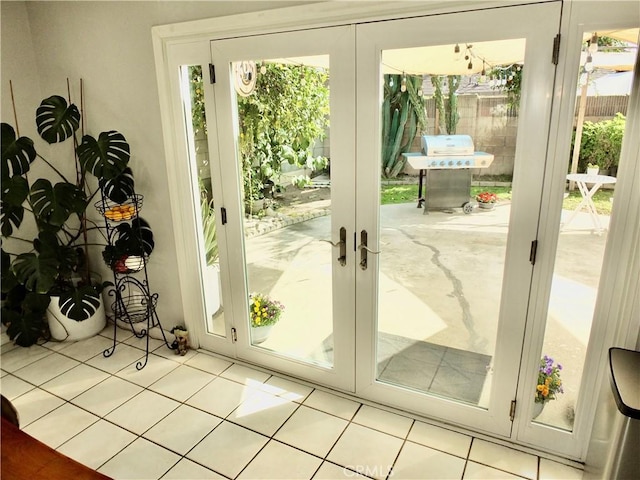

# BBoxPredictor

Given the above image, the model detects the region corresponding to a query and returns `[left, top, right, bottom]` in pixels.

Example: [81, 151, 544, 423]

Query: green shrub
[575, 113, 625, 172]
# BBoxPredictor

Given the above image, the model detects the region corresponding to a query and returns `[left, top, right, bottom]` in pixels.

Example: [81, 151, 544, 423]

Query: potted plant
[475, 191, 498, 209]
[586, 162, 599, 176]
[1, 93, 131, 345]
[248, 292, 284, 344]
[533, 355, 564, 418]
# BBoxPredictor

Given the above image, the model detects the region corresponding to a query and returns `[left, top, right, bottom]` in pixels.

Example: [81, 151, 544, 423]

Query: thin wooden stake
[9, 80, 20, 136]
[80, 78, 85, 137]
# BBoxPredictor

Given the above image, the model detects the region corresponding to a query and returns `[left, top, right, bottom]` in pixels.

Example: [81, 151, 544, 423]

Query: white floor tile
[57, 419, 137, 469]
[105, 389, 180, 434]
[57, 335, 114, 361]
[469, 439, 538, 479]
[185, 352, 232, 375]
[228, 389, 299, 436]
[98, 437, 181, 480]
[327, 423, 403, 480]
[149, 364, 216, 402]
[313, 461, 370, 479]
[41, 364, 110, 400]
[162, 459, 227, 479]
[123, 333, 166, 352]
[144, 404, 221, 455]
[0, 374, 35, 400]
[539, 458, 584, 479]
[42, 339, 76, 352]
[408, 421, 472, 458]
[219, 363, 271, 385]
[186, 376, 260, 418]
[187, 421, 269, 478]
[13, 352, 79, 385]
[352, 404, 413, 438]
[392, 441, 466, 479]
[238, 440, 322, 479]
[115, 353, 180, 387]
[263, 375, 313, 402]
[11, 387, 65, 426]
[87, 342, 144, 373]
[275, 405, 348, 457]
[0, 345, 52, 372]
[303, 389, 360, 420]
[463, 461, 524, 479]
[99, 324, 133, 343]
[72, 375, 143, 416]
[23, 402, 99, 449]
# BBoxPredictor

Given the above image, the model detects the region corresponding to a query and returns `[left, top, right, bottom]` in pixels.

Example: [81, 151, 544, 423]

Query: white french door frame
[152, 0, 640, 460]
[207, 26, 357, 392]
[354, 2, 562, 438]
[515, 0, 640, 460]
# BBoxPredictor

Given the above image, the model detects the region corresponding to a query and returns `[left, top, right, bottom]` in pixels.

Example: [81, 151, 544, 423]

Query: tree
[238, 62, 330, 203]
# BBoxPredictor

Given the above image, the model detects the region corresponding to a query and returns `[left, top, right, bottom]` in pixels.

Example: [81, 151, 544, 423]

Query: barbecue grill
[402, 135, 494, 214]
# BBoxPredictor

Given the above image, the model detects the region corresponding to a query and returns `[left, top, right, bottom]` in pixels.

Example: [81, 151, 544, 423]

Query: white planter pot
[46, 295, 107, 342]
[251, 324, 273, 345]
[204, 263, 222, 317]
[587, 167, 599, 176]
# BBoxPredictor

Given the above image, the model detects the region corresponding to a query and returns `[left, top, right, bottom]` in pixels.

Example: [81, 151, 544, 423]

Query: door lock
[357, 230, 380, 270]
[320, 227, 347, 266]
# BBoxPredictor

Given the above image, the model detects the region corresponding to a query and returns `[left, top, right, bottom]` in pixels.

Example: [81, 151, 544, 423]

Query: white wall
[1, 1, 310, 326]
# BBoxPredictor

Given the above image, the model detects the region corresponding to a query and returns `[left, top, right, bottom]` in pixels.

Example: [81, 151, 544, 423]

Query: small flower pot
[478, 202, 495, 210]
[532, 401, 545, 419]
[251, 324, 273, 345]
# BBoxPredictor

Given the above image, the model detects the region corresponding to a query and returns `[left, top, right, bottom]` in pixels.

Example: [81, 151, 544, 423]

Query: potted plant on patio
[586, 163, 599, 176]
[1, 93, 131, 345]
[533, 355, 563, 418]
[475, 191, 498, 210]
[249, 292, 284, 345]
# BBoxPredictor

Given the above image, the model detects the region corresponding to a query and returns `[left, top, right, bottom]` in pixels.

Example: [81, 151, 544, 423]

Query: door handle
[358, 229, 380, 270]
[319, 227, 347, 266]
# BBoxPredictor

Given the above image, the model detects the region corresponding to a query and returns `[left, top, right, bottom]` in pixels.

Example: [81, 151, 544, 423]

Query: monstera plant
[1, 94, 133, 346]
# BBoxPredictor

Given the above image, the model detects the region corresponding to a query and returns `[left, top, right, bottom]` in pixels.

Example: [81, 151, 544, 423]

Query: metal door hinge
[529, 240, 538, 265]
[209, 64, 216, 84]
[509, 400, 517, 421]
[221, 207, 227, 225]
[552, 34, 561, 65]
[231, 327, 237, 343]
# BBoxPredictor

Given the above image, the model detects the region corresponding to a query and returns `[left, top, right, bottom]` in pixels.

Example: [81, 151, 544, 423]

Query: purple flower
[558, 364, 563, 370]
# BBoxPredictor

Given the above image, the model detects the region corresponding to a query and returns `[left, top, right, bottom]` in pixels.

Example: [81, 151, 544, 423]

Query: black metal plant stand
[97, 193, 174, 370]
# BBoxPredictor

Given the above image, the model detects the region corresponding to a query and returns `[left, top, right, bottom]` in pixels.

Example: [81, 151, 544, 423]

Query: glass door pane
[233, 56, 334, 366]
[376, 39, 526, 408]
[179, 64, 226, 338]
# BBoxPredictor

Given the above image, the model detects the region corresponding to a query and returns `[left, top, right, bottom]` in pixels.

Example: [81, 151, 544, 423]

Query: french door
[354, 3, 561, 437]
[204, 26, 357, 391]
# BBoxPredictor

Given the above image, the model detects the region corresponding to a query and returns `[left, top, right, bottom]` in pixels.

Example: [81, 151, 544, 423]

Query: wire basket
[95, 194, 144, 222]
[108, 254, 148, 275]
[112, 291, 157, 324]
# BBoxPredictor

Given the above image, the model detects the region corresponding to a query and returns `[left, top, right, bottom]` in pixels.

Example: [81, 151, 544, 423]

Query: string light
[400, 73, 407, 92]
[588, 33, 598, 53]
[454, 43, 460, 53]
[584, 54, 594, 72]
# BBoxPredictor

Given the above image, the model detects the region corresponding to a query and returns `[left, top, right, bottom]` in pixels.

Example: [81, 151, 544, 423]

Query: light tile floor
[0, 327, 585, 480]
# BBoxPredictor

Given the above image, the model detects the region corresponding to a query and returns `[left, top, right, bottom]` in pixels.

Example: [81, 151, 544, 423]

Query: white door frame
[207, 26, 357, 392]
[516, 0, 640, 459]
[152, 0, 640, 460]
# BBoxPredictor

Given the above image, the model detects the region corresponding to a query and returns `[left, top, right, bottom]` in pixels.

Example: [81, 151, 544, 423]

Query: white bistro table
[564, 173, 616, 234]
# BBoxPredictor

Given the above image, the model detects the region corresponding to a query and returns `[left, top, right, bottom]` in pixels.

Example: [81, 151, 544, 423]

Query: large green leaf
[11, 252, 59, 294]
[1, 249, 18, 293]
[57, 285, 101, 321]
[35, 95, 80, 144]
[1, 175, 29, 236]
[113, 217, 155, 256]
[3, 309, 46, 347]
[99, 167, 135, 203]
[30, 179, 87, 228]
[78, 131, 130, 180]
[1, 123, 36, 181]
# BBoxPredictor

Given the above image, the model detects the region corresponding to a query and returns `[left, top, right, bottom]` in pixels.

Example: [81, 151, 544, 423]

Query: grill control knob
[431, 161, 437, 166]
[440, 161, 445, 166]
[465, 160, 471, 165]
[457, 161, 462, 166]
[448, 161, 453, 166]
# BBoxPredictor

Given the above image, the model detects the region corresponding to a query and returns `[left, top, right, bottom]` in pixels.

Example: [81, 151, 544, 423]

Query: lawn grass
[380, 183, 614, 215]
